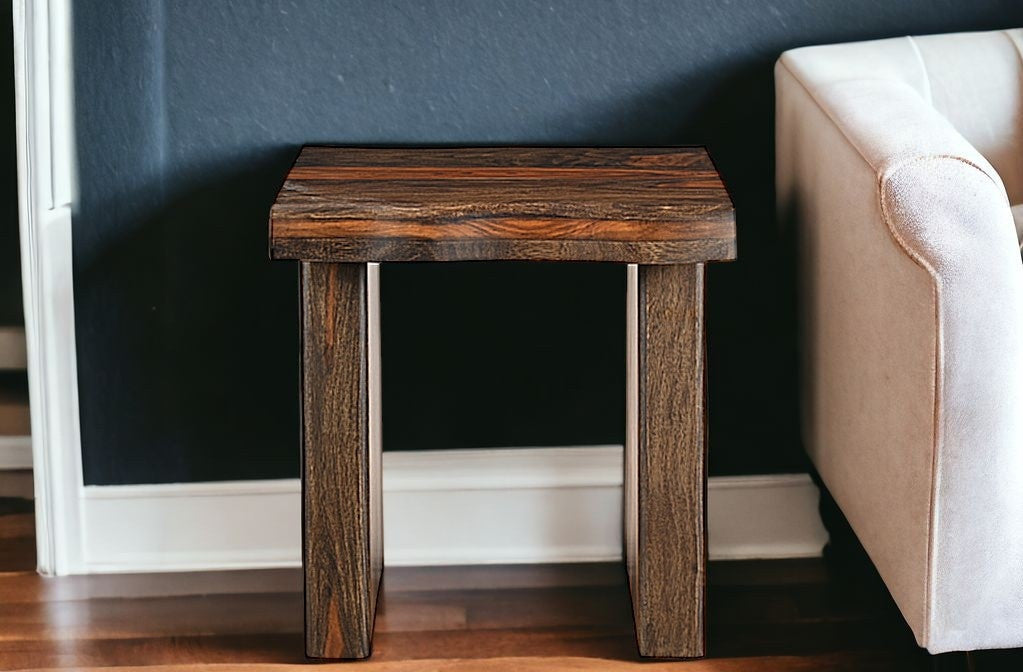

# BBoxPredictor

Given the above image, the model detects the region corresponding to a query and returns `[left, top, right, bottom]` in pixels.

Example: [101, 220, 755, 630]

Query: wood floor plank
[0, 569, 926, 668]
[0, 569, 303, 604]
[0, 593, 303, 642]
[0, 634, 308, 669]
[0, 560, 830, 606]
[11, 651, 920, 672]
[3, 510, 1015, 670]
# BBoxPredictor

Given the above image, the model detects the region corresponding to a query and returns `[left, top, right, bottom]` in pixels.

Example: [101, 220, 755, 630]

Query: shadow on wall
[77, 142, 632, 482]
[551, 61, 801, 475]
[76, 148, 301, 482]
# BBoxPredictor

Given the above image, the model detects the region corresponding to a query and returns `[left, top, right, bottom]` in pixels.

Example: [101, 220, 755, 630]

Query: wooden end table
[269, 147, 736, 660]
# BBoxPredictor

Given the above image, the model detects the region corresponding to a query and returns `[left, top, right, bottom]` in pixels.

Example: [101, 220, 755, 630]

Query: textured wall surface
[73, 0, 1023, 485]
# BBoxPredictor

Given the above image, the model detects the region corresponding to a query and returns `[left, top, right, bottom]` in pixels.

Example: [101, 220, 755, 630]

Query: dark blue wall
[73, 1, 1023, 485]
[1, 0, 20, 327]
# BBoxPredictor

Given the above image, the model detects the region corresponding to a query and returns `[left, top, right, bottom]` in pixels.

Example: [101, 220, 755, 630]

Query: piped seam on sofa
[778, 57, 950, 645]
[878, 154, 1017, 649]
[876, 156, 947, 649]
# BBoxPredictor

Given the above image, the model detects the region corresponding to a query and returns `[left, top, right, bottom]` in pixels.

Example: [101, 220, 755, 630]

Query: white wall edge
[77, 446, 828, 574]
[14, 0, 85, 575]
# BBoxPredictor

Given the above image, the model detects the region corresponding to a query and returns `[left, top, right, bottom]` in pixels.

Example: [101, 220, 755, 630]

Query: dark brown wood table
[269, 147, 736, 660]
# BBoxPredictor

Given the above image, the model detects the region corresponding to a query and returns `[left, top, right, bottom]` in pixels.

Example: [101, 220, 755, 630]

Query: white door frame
[14, 0, 83, 575]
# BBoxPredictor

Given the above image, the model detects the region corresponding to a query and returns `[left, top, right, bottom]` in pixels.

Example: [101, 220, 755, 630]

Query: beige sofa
[776, 29, 1023, 653]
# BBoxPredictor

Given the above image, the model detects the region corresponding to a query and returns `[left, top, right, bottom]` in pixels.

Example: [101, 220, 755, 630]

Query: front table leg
[301, 262, 383, 659]
[625, 263, 707, 658]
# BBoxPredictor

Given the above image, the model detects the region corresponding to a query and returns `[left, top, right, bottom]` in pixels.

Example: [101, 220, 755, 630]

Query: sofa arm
[777, 56, 1023, 653]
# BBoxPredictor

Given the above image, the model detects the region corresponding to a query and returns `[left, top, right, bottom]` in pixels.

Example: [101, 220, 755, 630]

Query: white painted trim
[383, 445, 624, 491]
[0, 436, 33, 470]
[0, 327, 28, 370]
[14, 0, 84, 575]
[77, 447, 827, 574]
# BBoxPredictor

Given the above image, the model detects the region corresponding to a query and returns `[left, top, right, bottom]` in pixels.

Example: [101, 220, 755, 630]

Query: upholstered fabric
[777, 30, 1023, 653]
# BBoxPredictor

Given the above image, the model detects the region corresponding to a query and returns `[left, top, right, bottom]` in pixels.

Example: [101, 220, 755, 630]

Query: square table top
[270, 146, 735, 264]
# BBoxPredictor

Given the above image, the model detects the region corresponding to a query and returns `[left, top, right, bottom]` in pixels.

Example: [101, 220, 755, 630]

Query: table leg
[625, 263, 707, 658]
[301, 262, 383, 659]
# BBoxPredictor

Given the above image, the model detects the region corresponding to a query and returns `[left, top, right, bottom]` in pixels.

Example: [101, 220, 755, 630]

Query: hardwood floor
[0, 498, 1016, 671]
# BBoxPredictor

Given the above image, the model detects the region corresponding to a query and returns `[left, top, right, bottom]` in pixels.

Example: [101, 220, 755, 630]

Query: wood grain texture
[625, 263, 706, 658]
[301, 262, 382, 659]
[6, 655, 926, 672]
[270, 147, 736, 264]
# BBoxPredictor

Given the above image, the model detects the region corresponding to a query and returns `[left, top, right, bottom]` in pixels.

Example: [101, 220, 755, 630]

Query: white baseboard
[77, 446, 827, 574]
[0, 327, 28, 370]
[0, 436, 33, 470]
